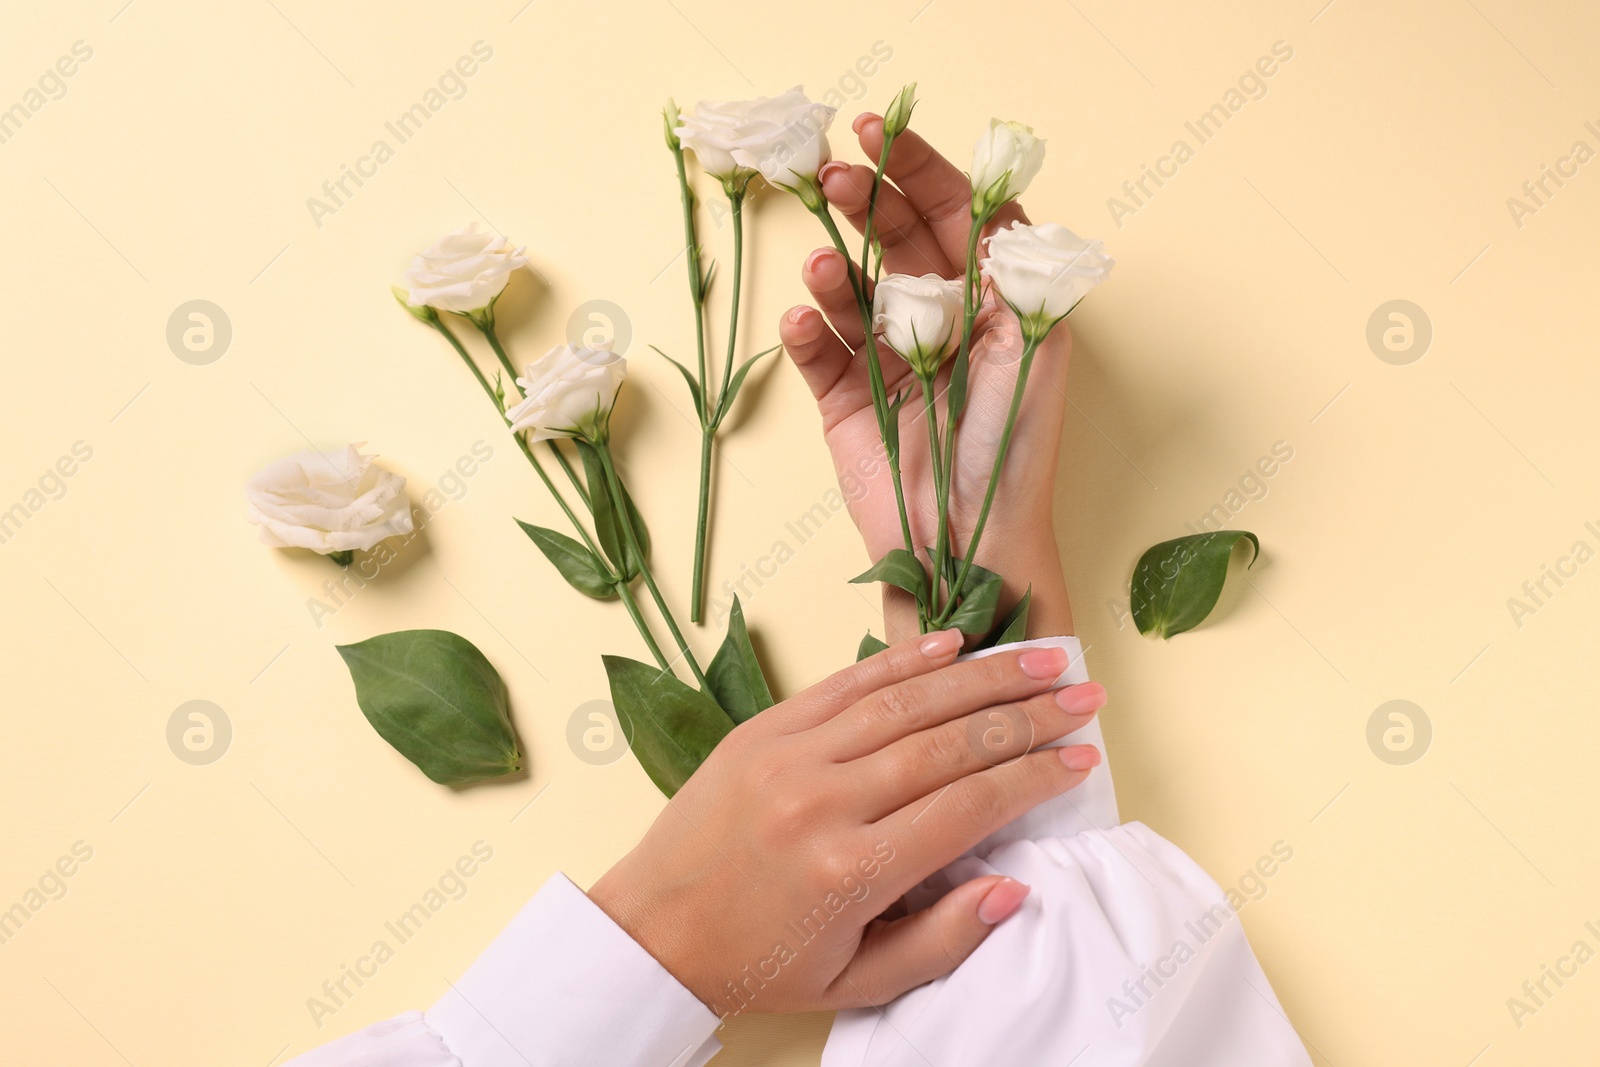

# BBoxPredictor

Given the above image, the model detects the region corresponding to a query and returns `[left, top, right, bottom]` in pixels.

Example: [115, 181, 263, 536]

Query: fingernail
[977, 878, 1030, 925]
[818, 160, 848, 184]
[1018, 648, 1067, 680]
[1055, 682, 1106, 716]
[919, 629, 962, 658]
[804, 247, 832, 274]
[1059, 746, 1101, 771]
[785, 305, 809, 325]
[852, 112, 878, 135]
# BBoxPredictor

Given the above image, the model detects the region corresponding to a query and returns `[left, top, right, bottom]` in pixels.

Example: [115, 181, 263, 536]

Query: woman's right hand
[586, 629, 1106, 1019]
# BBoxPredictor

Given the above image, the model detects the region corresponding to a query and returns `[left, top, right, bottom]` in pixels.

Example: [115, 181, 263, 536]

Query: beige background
[2, 0, 1596, 1063]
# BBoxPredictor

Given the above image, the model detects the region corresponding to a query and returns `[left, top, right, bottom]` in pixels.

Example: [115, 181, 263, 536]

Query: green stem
[430, 317, 674, 670]
[691, 429, 713, 623]
[916, 373, 945, 615]
[617, 581, 671, 671]
[475, 320, 521, 396]
[720, 191, 745, 408]
[808, 201, 917, 570]
[936, 332, 1041, 626]
[547, 442, 591, 509]
[596, 442, 710, 690]
[933, 218, 987, 618]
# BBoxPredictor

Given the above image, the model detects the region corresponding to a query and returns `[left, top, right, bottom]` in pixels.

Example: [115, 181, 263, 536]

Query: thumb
[824, 876, 1030, 1009]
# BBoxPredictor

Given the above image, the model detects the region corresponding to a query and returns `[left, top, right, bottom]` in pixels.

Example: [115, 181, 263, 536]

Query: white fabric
[822, 636, 1311, 1066]
[290, 636, 1308, 1067]
[287, 874, 720, 1067]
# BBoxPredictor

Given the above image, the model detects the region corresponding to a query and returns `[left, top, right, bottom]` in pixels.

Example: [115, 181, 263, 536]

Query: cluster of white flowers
[675, 86, 837, 190]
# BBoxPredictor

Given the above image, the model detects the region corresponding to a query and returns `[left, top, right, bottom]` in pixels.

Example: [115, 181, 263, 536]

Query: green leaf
[944, 556, 1004, 635]
[515, 520, 616, 599]
[849, 547, 928, 606]
[975, 584, 1031, 650]
[1131, 530, 1260, 639]
[603, 654, 735, 797]
[883, 385, 911, 462]
[714, 345, 779, 424]
[336, 630, 521, 787]
[651, 344, 704, 420]
[706, 596, 774, 723]
[856, 632, 889, 661]
[576, 442, 650, 578]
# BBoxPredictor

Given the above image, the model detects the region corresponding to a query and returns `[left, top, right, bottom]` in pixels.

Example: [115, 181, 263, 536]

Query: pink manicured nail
[919, 629, 962, 658]
[852, 112, 878, 135]
[817, 160, 848, 184]
[977, 878, 1031, 925]
[1055, 682, 1106, 716]
[785, 306, 810, 325]
[1059, 746, 1101, 771]
[1018, 648, 1067, 680]
[804, 247, 832, 274]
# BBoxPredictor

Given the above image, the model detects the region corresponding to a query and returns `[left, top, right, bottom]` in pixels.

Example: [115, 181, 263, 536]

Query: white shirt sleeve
[287, 873, 721, 1067]
[822, 636, 1313, 1067]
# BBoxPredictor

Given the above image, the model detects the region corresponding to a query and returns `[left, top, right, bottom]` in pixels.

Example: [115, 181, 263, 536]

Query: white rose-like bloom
[971, 120, 1046, 213]
[246, 446, 413, 557]
[404, 224, 528, 314]
[675, 98, 757, 181]
[982, 221, 1115, 334]
[507, 343, 628, 443]
[724, 87, 837, 191]
[873, 273, 965, 378]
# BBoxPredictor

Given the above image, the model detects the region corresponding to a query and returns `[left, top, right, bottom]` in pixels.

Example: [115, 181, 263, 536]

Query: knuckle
[921, 724, 971, 771]
[947, 779, 1000, 829]
[870, 684, 921, 728]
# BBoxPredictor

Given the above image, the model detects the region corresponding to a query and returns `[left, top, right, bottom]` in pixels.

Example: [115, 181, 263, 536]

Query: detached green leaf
[651, 344, 704, 420]
[715, 345, 779, 424]
[945, 562, 1004, 635]
[856, 632, 889, 661]
[516, 520, 616, 599]
[1131, 530, 1260, 639]
[706, 596, 774, 723]
[977, 585, 1032, 649]
[603, 655, 735, 797]
[336, 630, 521, 786]
[850, 547, 929, 606]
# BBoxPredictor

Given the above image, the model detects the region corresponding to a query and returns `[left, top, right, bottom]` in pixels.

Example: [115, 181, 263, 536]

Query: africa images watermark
[705, 442, 884, 628]
[0, 40, 94, 147]
[0, 841, 95, 948]
[306, 41, 496, 229]
[1106, 40, 1295, 228]
[1504, 918, 1600, 1030]
[306, 440, 495, 627]
[1505, 119, 1600, 230]
[1504, 518, 1600, 631]
[1106, 840, 1294, 1028]
[0, 440, 94, 548]
[305, 841, 495, 1028]
[711, 840, 897, 1023]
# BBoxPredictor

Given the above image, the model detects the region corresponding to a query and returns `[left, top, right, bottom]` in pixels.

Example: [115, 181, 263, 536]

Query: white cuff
[425, 873, 722, 1067]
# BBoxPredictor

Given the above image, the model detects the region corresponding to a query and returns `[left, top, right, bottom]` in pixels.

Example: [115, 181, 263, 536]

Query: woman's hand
[778, 115, 1074, 640]
[587, 630, 1106, 1018]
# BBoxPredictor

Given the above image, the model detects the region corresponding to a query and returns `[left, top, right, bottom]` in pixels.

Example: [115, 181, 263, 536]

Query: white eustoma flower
[722, 87, 837, 191]
[675, 98, 759, 182]
[404, 224, 528, 315]
[971, 120, 1046, 214]
[246, 445, 413, 559]
[982, 221, 1115, 334]
[873, 273, 965, 378]
[507, 343, 628, 443]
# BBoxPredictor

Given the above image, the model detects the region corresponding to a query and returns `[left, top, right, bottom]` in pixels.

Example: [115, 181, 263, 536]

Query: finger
[875, 744, 1102, 898]
[771, 628, 965, 734]
[852, 682, 1106, 819]
[801, 247, 868, 348]
[823, 875, 1029, 1009]
[822, 645, 1075, 760]
[853, 114, 1030, 270]
[779, 304, 862, 401]
[817, 160, 955, 278]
